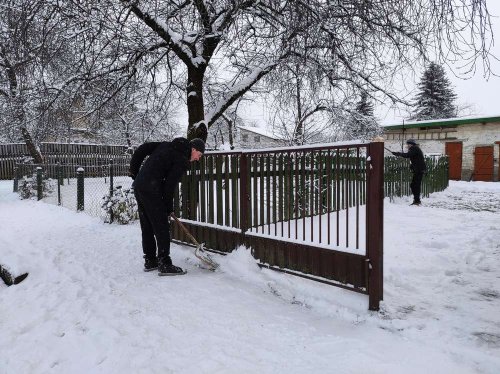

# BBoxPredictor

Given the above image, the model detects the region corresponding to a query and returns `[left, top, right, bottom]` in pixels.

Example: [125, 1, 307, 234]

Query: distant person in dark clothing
[129, 137, 205, 275]
[392, 139, 426, 206]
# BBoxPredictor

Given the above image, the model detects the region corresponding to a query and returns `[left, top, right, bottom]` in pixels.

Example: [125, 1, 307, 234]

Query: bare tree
[51, 0, 493, 144]
[342, 91, 381, 141]
[0, 1, 75, 162]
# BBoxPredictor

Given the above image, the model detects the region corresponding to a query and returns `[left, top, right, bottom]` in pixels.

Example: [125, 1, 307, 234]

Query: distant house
[383, 115, 500, 181]
[237, 126, 285, 149]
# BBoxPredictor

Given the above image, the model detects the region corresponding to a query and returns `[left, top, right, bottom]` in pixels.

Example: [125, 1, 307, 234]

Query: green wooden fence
[384, 156, 449, 199]
[174, 153, 449, 228]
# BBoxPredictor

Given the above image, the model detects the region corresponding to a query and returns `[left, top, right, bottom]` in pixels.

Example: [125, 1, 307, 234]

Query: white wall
[384, 122, 500, 181]
[237, 129, 284, 149]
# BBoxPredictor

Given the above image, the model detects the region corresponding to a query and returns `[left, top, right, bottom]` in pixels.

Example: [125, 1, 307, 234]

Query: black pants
[134, 188, 171, 262]
[410, 172, 424, 203]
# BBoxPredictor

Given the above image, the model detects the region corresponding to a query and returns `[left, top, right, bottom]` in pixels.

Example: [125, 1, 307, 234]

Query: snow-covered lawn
[0, 180, 499, 373]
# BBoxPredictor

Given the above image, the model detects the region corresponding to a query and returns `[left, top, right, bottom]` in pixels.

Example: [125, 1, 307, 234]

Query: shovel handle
[170, 213, 200, 247]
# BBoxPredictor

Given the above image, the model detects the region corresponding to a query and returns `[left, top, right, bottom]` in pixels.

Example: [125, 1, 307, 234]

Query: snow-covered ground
[0, 180, 499, 373]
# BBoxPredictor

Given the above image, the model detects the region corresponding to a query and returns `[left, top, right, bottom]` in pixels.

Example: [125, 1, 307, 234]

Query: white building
[383, 115, 500, 182]
[237, 126, 285, 149]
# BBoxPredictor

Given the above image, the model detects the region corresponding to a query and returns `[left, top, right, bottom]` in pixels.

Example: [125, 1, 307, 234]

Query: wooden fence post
[239, 153, 249, 235]
[366, 141, 384, 311]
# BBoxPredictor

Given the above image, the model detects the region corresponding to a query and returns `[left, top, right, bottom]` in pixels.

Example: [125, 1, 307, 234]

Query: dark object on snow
[406, 138, 417, 146]
[0, 264, 28, 286]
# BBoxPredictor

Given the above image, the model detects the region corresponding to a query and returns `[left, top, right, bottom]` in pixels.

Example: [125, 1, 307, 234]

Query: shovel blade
[195, 245, 219, 271]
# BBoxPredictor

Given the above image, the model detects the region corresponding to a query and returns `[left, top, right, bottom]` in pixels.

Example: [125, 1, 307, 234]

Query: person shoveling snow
[129, 137, 206, 276]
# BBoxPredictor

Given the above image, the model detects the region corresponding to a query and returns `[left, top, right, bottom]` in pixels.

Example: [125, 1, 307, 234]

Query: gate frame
[171, 141, 384, 310]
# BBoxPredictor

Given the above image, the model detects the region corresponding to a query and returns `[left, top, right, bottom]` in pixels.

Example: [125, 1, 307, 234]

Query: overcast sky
[378, 0, 500, 125]
[199, 1, 500, 134]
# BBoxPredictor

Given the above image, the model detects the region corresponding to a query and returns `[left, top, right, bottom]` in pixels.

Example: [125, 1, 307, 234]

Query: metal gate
[171, 142, 384, 310]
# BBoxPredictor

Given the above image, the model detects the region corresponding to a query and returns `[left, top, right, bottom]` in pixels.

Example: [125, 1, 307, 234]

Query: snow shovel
[170, 214, 219, 271]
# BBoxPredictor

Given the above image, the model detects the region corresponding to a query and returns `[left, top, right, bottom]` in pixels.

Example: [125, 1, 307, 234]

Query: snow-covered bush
[18, 174, 55, 200]
[101, 186, 138, 224]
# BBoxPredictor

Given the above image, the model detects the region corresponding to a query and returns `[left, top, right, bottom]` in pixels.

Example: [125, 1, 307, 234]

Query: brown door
[445, 142, 462, 180]
[473, 146, 494, 181]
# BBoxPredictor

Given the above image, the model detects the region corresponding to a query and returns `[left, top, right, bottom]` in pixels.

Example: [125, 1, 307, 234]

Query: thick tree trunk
[4, 52, 44, 164]
[186, 68, 208, 142]
[13, 97, 43, 164]
[20, 127, 43, 164]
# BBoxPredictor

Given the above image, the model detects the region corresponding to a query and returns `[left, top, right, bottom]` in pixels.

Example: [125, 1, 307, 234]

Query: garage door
[473, 146, 494, 182]
[445, 142, 463, 180]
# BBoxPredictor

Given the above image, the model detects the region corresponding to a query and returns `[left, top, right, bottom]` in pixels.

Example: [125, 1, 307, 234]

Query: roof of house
[383, 114, 500, 131]
[238, 125, 280, 140]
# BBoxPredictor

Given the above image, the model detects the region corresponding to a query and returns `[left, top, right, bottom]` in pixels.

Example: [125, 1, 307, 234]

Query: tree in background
[329, 91, 380, 142]
[0, 0, 71, 162]
[53, 0, 493, 145]
[266, 61, 334, 146]
[348, 92, 381, 141]
[1, 1, 494, 151]
[0, 0, 180, 159]
[411, 62, 457, 120]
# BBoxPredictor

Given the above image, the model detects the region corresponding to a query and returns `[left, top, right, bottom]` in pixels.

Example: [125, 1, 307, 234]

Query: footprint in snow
[476, 288, 500, 299]
[472, 332, 500, 348]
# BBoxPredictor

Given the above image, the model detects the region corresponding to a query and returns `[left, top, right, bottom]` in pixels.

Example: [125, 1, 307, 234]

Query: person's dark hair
[406, 139, 417, 146]
[190, 138, 205, 153]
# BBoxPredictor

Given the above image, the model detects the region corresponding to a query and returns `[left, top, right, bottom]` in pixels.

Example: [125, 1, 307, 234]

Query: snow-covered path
[0, 181, 499, 373]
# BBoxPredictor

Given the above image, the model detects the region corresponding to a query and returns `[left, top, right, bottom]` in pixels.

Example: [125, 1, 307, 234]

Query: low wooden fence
[0, 142, 131, 180]
[0, 142, 130, 156]
[13, 158, 130, 180]
[172, 142, 384, 310]
[385, 156, 449, 199]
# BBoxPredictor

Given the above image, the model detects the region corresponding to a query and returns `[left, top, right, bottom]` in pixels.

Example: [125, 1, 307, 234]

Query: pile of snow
[0, 180, 499, 373]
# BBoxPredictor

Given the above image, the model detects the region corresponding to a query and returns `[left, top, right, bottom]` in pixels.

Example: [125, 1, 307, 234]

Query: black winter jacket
[129, 138, 191, 210]
[393, 145, 426, 173]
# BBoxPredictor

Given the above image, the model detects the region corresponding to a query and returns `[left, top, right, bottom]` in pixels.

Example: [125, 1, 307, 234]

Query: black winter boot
[158, 257, 186, 276]
[143, 256, 158, 272]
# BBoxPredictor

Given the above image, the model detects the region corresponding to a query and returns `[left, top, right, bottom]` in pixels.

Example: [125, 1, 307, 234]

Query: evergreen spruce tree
[347, 92, 381, 141]
[412, 62, 457, 120]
